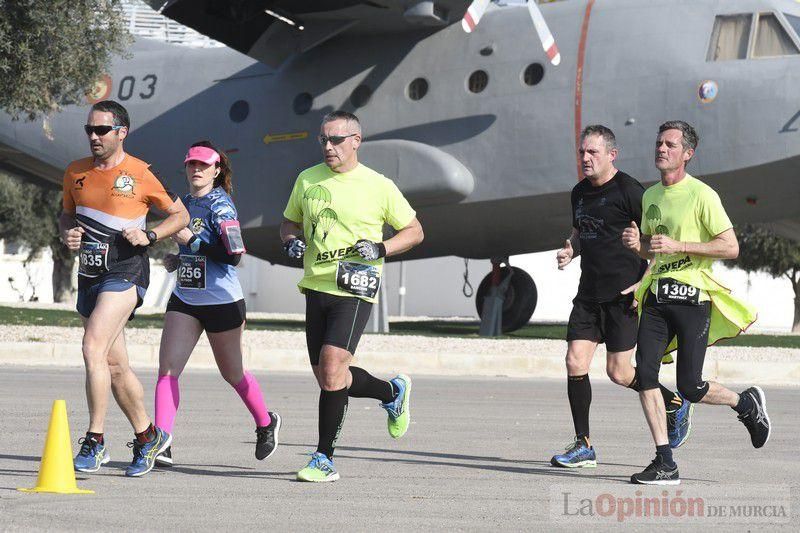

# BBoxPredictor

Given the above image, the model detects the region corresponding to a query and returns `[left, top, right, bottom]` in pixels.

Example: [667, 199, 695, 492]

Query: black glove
[283, 237, 306, 259]
[354, 239, 386, 261]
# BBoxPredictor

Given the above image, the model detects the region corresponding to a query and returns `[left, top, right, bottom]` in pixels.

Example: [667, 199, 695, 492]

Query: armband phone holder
[220, 220, 246, 254]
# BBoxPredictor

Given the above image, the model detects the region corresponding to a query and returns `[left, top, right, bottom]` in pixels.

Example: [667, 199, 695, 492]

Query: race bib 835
[79, 242, 109, 277]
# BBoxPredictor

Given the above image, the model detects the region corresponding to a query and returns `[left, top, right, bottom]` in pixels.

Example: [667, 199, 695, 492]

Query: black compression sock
[317, 387, 349, 459]
[348, 367, 394, 403]
[568, 374, 591, 440]
[733, 392, 754, 415]
[656, 444, 675, 467]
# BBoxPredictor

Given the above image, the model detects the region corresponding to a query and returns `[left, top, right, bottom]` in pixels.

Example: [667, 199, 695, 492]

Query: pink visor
[184, 146, 220, 165]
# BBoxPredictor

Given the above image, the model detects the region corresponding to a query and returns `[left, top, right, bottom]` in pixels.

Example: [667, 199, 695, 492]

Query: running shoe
[667, 393, 694, 449]
[381, 374, 411, 439]
[154, 445, 173, 467]
[550, 439, 597, 468]
[296, 452, 339, 483]
[737, 386, 771, 448]
[630, 455, 680, 485]
[74, 436, 110, 473]
[255, 412, 281, 460]
[125, 427, 172, 477]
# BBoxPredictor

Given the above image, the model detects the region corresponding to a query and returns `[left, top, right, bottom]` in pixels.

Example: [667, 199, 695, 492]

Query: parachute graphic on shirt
[654, 224, 670, 236]
[645, 204, 662, 233]
[317, 208, 338, 242]
[303, 185, 332, 237]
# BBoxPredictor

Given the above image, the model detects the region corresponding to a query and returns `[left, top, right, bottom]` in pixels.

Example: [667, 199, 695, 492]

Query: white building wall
[0, 242, 54, 303]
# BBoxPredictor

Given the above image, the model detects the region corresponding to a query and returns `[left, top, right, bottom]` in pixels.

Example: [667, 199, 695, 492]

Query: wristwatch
[145, 230, 157, 247]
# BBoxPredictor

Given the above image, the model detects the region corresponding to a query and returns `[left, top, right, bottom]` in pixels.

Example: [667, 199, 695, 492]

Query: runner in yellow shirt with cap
[622, 121, 767, 486]
[280, 111, 424, 482]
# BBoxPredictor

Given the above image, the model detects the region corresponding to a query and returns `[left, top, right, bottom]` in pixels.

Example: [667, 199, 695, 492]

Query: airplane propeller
[461, 0, 491, 32]
[462, 0, 560, 66]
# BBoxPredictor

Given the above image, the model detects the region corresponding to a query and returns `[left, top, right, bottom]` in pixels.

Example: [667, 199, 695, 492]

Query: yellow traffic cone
[18, 400, 94, 494]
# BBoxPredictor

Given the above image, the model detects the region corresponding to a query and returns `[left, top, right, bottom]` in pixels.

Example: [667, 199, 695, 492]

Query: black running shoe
[630, 456, 680, 485]
[255, 412, 281, 460]
[737, 386, 771, 448]
[155, 445, 173, 467]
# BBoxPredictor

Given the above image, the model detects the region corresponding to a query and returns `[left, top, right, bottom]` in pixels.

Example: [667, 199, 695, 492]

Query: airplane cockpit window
[407, 78, 429, 101]
[523, 63, 544, 86]
[229, 100, 249, 123]
[707, 14, 752, 60]
[468, 70, 489, 93]
[293, 93, 313, 115]
[752, 13, 799, 57]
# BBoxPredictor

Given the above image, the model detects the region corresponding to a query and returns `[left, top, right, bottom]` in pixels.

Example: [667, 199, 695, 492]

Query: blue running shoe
[550, 439, 597, 468]
[297, 452, 339, 482]
[74, 436, 110, 473]
[667, 393, 694, 449]
[125, 427, 172, 477]
[381, 374, 411, 439]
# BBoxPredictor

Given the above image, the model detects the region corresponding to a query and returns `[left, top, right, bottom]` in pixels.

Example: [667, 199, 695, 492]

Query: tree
[0, 172, 72, 301]
[0, 172, 178, 302]
[0, 1, 132, 299]
[725, 224, 800, 332]
[0, 0, 130, 120]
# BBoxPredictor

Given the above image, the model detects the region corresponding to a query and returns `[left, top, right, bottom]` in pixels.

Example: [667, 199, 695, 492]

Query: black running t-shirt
[571, 171, 647, 302]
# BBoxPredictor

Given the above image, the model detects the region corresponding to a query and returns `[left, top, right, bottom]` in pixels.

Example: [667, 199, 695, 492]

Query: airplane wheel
[475, 266, 538, 333]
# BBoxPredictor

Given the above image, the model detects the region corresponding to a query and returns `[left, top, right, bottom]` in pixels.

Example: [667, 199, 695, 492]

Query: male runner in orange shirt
[60, 100, 189, 477]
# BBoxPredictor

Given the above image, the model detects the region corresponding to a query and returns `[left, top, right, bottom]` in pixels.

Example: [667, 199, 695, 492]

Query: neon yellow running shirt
[283, 163, 416, 302]
[635, 174, 757, 352]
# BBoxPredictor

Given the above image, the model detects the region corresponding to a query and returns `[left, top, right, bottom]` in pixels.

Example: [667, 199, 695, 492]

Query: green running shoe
[296, 452, 339, 483]
[381, 374, 411, 439]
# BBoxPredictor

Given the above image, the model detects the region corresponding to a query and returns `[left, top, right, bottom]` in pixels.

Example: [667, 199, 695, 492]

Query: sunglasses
[84, 125, 124, 136]
[317, 133, 357, 146]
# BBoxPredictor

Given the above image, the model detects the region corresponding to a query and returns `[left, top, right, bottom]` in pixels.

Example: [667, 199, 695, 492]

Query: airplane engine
[475, 266, 537, 333]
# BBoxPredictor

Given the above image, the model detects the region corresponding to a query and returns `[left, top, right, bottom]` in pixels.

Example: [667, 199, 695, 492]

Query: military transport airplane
[1, 0, 799, 331]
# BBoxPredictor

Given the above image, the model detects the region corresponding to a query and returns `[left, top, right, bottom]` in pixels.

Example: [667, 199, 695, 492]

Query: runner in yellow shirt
[280, 111, 424, 482]
[622, 121, 766, 486]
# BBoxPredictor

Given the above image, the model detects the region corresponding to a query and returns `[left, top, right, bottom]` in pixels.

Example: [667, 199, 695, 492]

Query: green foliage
[725, 224, 800, 279]
[0, 0, 131, 120]
[0, 173, 60, 262]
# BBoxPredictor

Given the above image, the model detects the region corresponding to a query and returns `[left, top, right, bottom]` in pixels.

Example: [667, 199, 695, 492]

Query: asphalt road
[0, 367, 796, 531]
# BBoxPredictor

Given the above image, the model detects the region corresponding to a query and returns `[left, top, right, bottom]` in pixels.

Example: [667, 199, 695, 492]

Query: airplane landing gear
[475, 259, 538, 334]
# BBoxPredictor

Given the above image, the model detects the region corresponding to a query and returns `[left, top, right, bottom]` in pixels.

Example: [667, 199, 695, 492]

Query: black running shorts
[305, 289, 373, 365]
[566, 294, 638, 352]
[166, 294, 246, 333]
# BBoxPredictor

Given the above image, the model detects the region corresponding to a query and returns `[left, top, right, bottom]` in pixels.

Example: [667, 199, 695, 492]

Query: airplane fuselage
[1, 0, 799, 266]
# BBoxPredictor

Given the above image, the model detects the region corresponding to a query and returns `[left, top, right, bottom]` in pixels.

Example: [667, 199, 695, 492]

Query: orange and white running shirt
[62, 154, 177, 284]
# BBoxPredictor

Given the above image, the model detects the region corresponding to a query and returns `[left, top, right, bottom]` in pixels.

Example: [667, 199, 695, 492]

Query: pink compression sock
[233, 372, 271, 427]
[155, 375, 180, 434]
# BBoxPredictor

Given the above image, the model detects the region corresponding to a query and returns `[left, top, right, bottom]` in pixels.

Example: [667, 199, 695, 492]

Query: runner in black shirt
[550, 125, 692, 469]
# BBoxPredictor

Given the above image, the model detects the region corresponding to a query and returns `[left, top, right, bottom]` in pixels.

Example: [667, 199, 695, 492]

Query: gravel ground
[2, 325, 798, 362]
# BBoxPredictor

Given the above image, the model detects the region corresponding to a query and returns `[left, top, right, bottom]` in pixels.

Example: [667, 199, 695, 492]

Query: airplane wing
[144, 1, 472, 68]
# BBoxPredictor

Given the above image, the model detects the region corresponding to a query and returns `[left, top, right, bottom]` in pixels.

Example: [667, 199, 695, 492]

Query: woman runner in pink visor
[152, 141, 281, 467]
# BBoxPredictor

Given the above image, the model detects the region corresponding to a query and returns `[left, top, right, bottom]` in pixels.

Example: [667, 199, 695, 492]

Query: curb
[2, 341, 799, 385]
